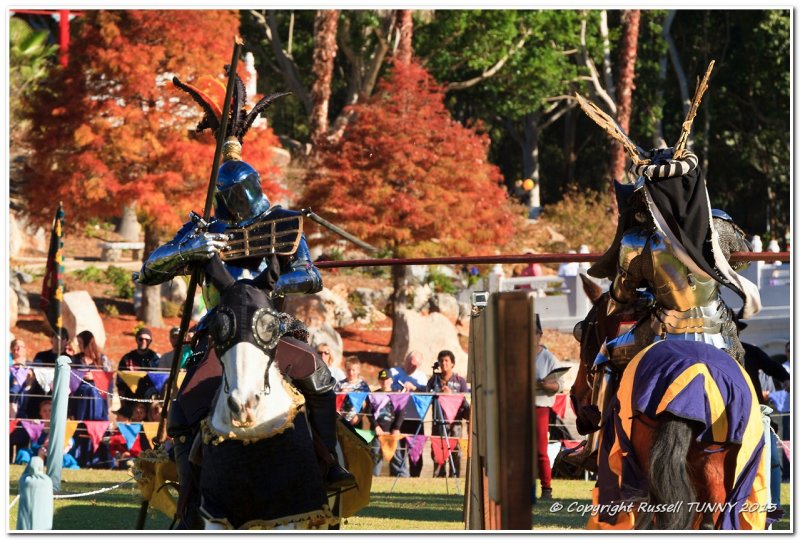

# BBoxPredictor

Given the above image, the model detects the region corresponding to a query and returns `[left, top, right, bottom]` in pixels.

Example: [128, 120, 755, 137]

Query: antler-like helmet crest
[172, 67, 291, 162]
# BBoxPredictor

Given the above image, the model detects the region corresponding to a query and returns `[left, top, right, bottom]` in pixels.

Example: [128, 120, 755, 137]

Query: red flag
[10, 420, 19, 434]
[90, 370, 114, 394]
[40, 203, 65, 335]
[84, 420, 110, 452]
[430, 436, 459, 466]
[335, 393, 346, 411]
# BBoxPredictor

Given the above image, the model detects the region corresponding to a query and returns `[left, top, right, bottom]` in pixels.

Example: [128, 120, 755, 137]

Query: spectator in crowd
[33, 328, 71, 365]
[317, 343, 345, 382]
[367, 369, 406, 476]
[390, 351, 429, 393]
[557, 250, 579, 278]
[69, 331, 112, 422]
[533, 315, 563, 501]
[520, 250, 543, 277]
[157, 327, 194, 370]
[11, 339, 28, 366]
[741, 341, 790, 517]
[14, 399, 80, 470]
[75, 331, 112, 371]
[147, 400, 163, 423]
[338, 357, 370, 428]
[120, 328, 160, 370]
[427, 350, 470, 478]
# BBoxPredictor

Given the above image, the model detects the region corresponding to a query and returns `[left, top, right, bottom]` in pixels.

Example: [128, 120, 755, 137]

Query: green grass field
[8, 465, 791, 530]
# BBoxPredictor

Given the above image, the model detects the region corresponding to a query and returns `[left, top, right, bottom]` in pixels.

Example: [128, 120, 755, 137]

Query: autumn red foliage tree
[300, 60, 522, 318]
[23, 10, 286, 325]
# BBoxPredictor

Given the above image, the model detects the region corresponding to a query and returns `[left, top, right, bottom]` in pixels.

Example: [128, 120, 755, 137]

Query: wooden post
[465, 291, 537, 530]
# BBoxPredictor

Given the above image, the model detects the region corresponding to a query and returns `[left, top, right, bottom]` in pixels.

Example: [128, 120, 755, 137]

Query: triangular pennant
[437, 394, 465, 423]
[377, 433, 404, 463]
[20, 420, 45, 443]
[10, 419, 19, 434]
[406, 434, 428, 465]
[117, 423, 143, 450]
[84, 420, 110, 452]
[32, 366, 55, 393]
[368, 394, 390, 418]
[68, 369, 84, 394]
[388, 393, 411, 414]
[411, 394, 433, 419]
[117, 371, 148, 395]
[145, 373, 170, 394]
[176, 371, 186, 389]
[141, 422, 159, 446]
[347, 392, 368, 415]
[10, 366, 30, 388]
[355, 428, 375, 444]
[552, 394, 567, 419]
[64, 420, 79, 444]
[430, 436, 460, 466]
[335, 393, 347, 411]
[90, 370, 114, 394]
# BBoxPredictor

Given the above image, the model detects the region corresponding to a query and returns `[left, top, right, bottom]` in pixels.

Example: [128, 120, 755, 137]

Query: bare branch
[578, 14, 617, 114]
[444, 28, 533, 92]
[599, 10, 616, 103]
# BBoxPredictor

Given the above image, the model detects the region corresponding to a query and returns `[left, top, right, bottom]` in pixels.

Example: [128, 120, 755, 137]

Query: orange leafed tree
[300, 60, 522, 314]
[23, 10, 286, 325]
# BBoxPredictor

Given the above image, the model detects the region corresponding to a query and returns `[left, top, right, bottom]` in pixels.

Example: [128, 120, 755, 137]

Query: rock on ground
[388, 309, 468, 372]
[62, 290, 106, 349]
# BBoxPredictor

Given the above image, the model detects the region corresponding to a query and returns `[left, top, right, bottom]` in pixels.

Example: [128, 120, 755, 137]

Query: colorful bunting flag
[387, 393, 410, 415]
[84, 420, 110, 452]
[20, 420, 45, 443]
[10, 366, 30, 388]
[782, 441, 791, 461]
[64, 421, 79, 444]
[40, 202, 65, 334]
[68, 370, 85, 394]
[141, 422, 159, 446]
[90, 371, 114, 394]
[368, 394, 390, 418]
[10, 420, 19, 434]
[176, 371, 186, 389]
[347, 392, 368, 414]
[118, 423, 143, 450]
[411, 394, 433, 419]
[32, 367, 55, 394]
[552, 394, 568, 419]
[335, 393, 347, 411]
[117, 371, 148, 394]
[355, 428, 375, 444]
[437, 394, 465, 423]
[406, 434, 428, 465]
[430, 436, 460, 466]
[145, 373, 169, 394]
[377, 433, 404, 462]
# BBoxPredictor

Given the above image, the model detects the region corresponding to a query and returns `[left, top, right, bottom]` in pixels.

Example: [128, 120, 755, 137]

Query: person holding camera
[426, 350, 470, 478]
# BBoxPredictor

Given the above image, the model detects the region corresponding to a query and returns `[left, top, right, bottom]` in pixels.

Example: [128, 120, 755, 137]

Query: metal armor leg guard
[294, 358, 356, 489]
[167, 405, 203, 529]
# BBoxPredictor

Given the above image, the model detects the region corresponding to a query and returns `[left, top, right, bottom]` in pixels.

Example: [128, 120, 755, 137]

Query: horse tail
[636, 414, 697, 530]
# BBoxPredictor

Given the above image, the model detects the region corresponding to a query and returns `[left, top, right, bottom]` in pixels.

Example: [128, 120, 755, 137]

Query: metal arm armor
[273, 234, 323, 297]
[607, 227, 649, 315]
[135, 219, 227, 286]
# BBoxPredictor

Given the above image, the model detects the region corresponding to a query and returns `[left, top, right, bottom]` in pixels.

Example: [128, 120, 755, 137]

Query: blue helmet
[214, 161, 270, 225]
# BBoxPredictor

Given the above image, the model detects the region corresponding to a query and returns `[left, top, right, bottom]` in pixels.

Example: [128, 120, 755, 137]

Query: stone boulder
[9, 212, 47, 258]
[349, 287, 390, 324]
[410, 284, 433, 312]
[62, 290, 106, 349]
[388, 309, 468, 371]
[429, 293, 460, 325]
[283, 288, 354, 328]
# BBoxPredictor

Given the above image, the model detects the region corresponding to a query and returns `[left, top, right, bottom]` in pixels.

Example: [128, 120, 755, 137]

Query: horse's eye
[210, 307, 236, 347]
[573, 321, 585, 343]
[253, 307, 282, 350]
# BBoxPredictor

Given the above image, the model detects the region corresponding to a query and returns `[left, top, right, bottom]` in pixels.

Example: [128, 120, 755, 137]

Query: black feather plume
[240, 92, 292, 141]
[172, 76, 221, 134]
[230, 74, 247, 139]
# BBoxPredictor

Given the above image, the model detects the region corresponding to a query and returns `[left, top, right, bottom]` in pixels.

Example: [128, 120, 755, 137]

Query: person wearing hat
[366, 369, 406, 476]
[533, 314, 563, 501]
[157, 327, 195, 370]
[120, 327, 160, 371]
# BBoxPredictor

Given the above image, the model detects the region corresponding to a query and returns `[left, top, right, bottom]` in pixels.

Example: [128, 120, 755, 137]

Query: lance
[156, 37, 244, 442]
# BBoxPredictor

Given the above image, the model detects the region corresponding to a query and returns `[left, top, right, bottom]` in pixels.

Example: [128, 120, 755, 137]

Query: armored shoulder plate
[618, 227, 649, 272]
[221, 206, 303, 261]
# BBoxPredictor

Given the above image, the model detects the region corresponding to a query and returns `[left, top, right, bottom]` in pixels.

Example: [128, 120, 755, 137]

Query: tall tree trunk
[117, 203, 141, 242]
[140, 222, 163, 327]
[309, 10, 339, 145]
[395, 10, 413, 64]
[608, 9, 641, 199]
[388, 263, 410, 353]
[521, 113, 541, 217]
[563, 107, 577, 184]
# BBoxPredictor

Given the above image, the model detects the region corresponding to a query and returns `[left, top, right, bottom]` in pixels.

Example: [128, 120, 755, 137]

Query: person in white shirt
[390, 351, 429, 392]
[534, 315, 564, 501]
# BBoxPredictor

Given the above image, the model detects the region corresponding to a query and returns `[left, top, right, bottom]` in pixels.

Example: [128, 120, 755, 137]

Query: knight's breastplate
[647, 231, 727, 334]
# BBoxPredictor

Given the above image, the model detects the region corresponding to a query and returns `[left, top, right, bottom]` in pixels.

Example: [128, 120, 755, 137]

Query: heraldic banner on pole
[40, 202, 65, 338]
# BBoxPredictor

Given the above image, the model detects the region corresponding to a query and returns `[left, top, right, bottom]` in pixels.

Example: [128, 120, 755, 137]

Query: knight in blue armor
[134, 73, 354, 528]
